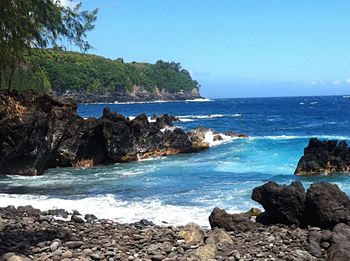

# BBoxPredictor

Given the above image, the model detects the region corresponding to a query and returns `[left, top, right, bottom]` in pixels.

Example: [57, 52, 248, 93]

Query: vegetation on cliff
[3, 48, 200, 96]
[0, 0, 97, 92]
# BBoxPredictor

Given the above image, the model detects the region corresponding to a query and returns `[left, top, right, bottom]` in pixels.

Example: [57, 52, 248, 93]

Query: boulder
[251, 181, 306, 226]
[295, 138, 350, 175]
[193, 243, 216, 261]
[208, 207, 260, 232]
[304, 182, 350, 229]
[328, 223, 350, 261]
[178, 222, 204, 245]
[204, 228, 233, 247]
[225, 130, 248, 138]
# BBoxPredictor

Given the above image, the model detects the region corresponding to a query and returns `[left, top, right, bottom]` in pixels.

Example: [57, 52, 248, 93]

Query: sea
[1, 95, 350, 227]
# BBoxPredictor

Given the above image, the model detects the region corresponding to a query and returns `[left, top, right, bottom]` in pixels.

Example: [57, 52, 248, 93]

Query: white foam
[160, 126, 176, 133]
[178, 118, 194, 122]
[114, 100, 170, 105]
[185, 98, 212, 102]
[128, 116, 156, 123]
[178, 114, 241, 121]
[203, 131, 239, 147]
[0, 194, 213, 227]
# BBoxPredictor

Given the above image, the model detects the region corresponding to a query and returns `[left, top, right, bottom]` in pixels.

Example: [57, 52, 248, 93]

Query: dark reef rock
[208, 207, 260, 232]
[304, 183, 350, 229]
[0, 91, 208, 175]
[295, 138, 350, 175]
[251, 181, 306, 226]
[251, 181, 350, 229]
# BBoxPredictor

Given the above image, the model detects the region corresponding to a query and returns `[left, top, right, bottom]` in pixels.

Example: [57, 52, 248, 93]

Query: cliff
[0, 91, 208, 176]
[6, 49, 202, 103]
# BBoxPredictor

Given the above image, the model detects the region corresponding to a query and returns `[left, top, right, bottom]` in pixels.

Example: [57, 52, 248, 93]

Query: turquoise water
[1, 96, 350, 226]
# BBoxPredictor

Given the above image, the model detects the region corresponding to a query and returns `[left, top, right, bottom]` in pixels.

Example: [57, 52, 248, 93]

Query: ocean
[1, 95, 350, 227]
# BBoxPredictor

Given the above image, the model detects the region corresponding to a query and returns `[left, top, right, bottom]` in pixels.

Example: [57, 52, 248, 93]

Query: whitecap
[0, 194, 213, 226]
[178, 114, 241, 121]
[185, 98, 212, 102]
[203, 131, 240, 147]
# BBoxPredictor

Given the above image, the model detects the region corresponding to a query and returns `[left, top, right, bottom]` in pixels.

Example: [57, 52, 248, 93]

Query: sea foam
[0, 193, 216, 226]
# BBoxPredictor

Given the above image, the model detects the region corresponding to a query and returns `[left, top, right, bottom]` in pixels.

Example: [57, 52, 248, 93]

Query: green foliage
[18, 49, 199, 95]
[0, 0, 97, 90]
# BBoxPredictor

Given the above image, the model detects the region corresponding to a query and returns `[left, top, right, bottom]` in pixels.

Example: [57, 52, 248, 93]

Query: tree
[0, 0, 98, 90]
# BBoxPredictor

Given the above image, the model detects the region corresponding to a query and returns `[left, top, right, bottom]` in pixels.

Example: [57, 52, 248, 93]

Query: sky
[66, 0, 350, 98]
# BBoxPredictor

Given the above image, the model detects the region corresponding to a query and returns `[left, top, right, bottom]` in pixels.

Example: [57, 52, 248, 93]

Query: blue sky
[71, 0, 350, 98]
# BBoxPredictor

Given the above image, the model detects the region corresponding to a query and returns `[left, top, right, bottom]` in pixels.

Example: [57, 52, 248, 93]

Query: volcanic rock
[304, 182, 350, 229]
[208, 207, 260, 232]
[295, 138, 350, 175]
[251, 181, 306, 226]
[0, 91, 208, 175]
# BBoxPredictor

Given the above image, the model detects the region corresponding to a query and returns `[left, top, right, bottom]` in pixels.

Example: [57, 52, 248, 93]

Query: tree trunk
[8, 66, 16, 91]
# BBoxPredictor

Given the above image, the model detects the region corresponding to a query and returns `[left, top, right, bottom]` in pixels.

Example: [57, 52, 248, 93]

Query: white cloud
[345, 78, 350, 84]
[331, 80, 342, 85]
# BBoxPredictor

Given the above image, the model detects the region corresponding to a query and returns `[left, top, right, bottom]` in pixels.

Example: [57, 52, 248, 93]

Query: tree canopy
[0, 0, 98, 90]
[10, 49, 199, 95]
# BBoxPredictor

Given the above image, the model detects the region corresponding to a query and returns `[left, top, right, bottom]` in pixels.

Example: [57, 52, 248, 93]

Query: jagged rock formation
[295, 138, 350, 175]
[0, 91, 208, 176]
[251, 181, 350, 229]
[251, 181, 306, 226]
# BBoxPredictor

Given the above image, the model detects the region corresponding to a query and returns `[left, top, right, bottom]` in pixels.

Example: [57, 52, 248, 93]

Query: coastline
[0, 205, 329, 261]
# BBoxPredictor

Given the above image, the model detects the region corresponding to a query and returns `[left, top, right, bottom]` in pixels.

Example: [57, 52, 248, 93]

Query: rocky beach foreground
[1, 181, 350, 261]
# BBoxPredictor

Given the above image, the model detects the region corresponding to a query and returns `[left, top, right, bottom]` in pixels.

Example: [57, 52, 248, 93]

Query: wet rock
[251, 181, 306, 226]
[0, 92, 207, 176]
[295, 138, 350, 175]
[71, 214, 84, 223]
[85, 214, 98, 223]
[213, 134, 223, 141]
[225, 131, 248, 138]
[42, 209, 69, 218]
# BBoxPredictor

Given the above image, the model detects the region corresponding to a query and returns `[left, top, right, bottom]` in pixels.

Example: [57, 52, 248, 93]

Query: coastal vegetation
[0, 0, 97, 92]
[0, 1, 199, 96]
[7, 49, 200, 96]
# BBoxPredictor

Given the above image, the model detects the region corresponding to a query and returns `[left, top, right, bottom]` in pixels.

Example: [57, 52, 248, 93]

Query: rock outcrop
[251, 181, 350, 229]
[295, 138, 350, 175]
[54, 86, 202, 103]
[304, 183, 350, 229]
[208, 207, 261, 232]
[0, 91, 208, 176]
[251, 181, 306, 226]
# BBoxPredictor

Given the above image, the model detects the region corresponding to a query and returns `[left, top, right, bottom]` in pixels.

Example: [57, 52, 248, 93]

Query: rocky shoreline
[1, 181, 350, 261]
[1, 91, 246, 176]
[53, 87, 202, 104]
